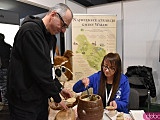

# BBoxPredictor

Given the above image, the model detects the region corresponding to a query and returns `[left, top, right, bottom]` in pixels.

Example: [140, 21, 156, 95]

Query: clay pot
[77, 94, 104, 120]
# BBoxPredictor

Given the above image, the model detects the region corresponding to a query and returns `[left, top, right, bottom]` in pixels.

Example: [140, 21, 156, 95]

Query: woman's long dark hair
[98, 53, 121, 106]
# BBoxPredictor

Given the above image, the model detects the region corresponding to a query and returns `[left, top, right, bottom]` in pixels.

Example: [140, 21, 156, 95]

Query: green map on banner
[75, 34, 106, 70]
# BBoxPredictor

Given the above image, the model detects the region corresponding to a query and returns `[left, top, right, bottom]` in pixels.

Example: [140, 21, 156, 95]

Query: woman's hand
[60, 88, 73, 99]
[109, 100, 117, 109]
[82, 78, 90, 87]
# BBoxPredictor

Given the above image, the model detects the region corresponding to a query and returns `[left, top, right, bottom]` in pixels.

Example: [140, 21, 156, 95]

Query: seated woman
[73, 52, 130, 113]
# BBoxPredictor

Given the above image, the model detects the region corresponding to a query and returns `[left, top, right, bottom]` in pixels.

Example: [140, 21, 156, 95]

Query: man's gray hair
[48, 3, 73, 17]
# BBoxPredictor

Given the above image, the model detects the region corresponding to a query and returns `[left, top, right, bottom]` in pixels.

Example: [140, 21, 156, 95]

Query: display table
[48, 106, 133, 120]
[48, 81, 133, 120]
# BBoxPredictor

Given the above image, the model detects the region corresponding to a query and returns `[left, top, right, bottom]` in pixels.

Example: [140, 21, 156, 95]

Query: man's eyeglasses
[102, 65, 115, 72]
[56, 13, 68, 28]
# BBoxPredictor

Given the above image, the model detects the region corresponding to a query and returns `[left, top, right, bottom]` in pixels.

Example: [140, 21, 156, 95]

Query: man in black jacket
[0, 33, 12, 104]
[7, 3, 73, 120]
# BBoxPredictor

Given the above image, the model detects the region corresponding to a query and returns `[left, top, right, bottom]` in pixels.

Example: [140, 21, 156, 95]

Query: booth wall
[123, 0, 160, 103]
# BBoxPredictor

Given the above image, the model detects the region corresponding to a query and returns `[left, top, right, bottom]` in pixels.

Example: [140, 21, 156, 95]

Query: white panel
[123, 0, 160, 103]
[123, 0, 160, 69]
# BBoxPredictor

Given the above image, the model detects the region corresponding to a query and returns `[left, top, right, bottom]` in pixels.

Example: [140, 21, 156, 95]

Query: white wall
[123, 0, 160, 71]
[123, 0, 160, 103]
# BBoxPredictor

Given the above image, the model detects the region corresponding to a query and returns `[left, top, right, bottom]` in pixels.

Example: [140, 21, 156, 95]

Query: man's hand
[54, 101, 68, 110]
[60, 88, 73, 99]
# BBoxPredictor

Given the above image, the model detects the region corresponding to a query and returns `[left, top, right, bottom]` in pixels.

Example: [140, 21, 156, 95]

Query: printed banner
[72, 14, 117, 81]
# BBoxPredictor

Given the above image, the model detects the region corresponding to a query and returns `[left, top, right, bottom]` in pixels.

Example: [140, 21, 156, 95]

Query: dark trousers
[8, 100, 49, 120]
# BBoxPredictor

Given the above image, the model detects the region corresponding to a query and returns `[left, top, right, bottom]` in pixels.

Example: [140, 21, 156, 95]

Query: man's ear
[48, 11, 57, 22]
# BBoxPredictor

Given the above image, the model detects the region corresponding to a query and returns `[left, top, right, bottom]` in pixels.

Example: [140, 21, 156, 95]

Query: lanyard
[106, 87, 113, 105]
